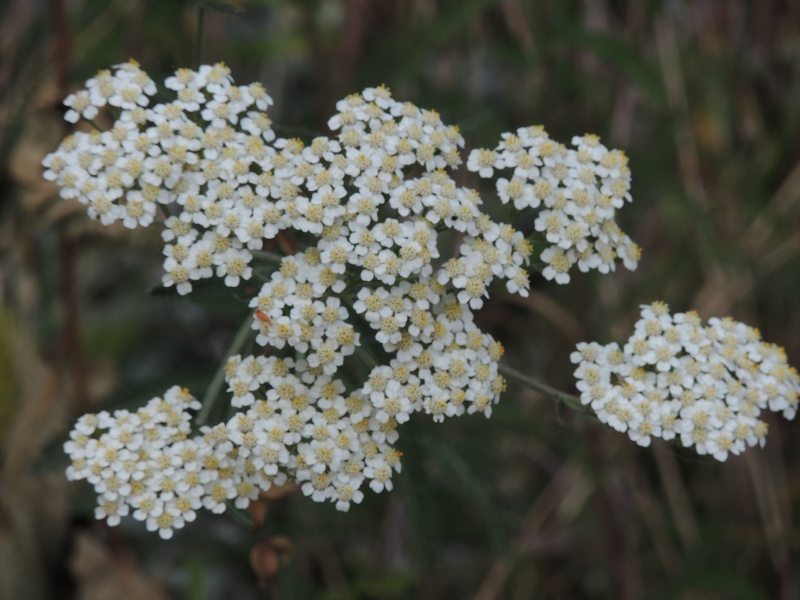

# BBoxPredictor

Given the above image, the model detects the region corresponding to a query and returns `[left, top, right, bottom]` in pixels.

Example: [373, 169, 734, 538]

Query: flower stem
[498, 362, 586, 413]
[252, 250, 286, 266]
[354, 344, 378, 370]
[196, 314, 254, 426]
[160, 203, 176, 219]
[87, 118, 104, 131]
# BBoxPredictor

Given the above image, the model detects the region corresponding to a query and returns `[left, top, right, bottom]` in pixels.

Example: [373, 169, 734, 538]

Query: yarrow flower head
[572, 302, 799, 460]
[48, 62, 640, 537]
[469, 128, 640, 283]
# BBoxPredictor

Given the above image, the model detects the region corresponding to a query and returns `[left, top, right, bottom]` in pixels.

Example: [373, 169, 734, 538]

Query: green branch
[251, 250, 286, 266]
[196, 314, 255, 426]
[498, 362, 586, 413]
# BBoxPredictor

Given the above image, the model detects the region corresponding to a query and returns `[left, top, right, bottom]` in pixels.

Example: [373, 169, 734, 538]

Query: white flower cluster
[54, 63, 551, 537]
[43, 60, 274, 294]
[572, 302, 799, 460]
[223, 309, 503, 506]
[63, 386, 254, 540]
[468, 128, 640, 283]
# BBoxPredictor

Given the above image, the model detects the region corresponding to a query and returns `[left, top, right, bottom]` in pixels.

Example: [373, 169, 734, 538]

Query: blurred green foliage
[1, 0, 800, 598]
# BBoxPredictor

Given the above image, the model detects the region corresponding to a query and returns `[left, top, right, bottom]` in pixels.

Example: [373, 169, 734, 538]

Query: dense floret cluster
[572, 302, 799, 460]
[43, 60, 275, 293]
[64, 387, 240, 539]
[468, 128, 640, 283]
[46, 61, 646, 538]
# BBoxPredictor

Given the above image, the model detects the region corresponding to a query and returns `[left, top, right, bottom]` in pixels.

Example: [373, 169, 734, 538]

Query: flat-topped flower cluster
[572, 302, 799, 460]
[64, 386, 233, 539]
[48, 61, 643, 538]
[468, 128, 640, 283]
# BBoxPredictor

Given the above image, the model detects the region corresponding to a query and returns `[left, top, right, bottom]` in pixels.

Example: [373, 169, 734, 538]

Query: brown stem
[59, 237, 90, 413]
[50, 0, 72, 91]
[50, 0, 89, 413]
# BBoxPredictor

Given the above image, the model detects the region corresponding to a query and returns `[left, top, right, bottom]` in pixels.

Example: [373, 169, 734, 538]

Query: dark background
[1, 1, 799, 598]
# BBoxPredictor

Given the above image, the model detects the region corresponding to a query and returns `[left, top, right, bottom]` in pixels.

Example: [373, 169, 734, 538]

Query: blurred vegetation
[1, 0, 800, 598]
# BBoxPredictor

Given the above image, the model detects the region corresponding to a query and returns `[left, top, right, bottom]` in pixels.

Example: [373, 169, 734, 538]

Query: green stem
[195, 4, 206, 69]
[252, 250, 286, 266]
[196, 314, 255, 426]
[225, 501, 253, 526]
[507, 205, 520, 223]
[160, 203, 176, 219]
[498, 362, 586, 413]
[339, 295, 381, 371]
[353, 343, 378, 370]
